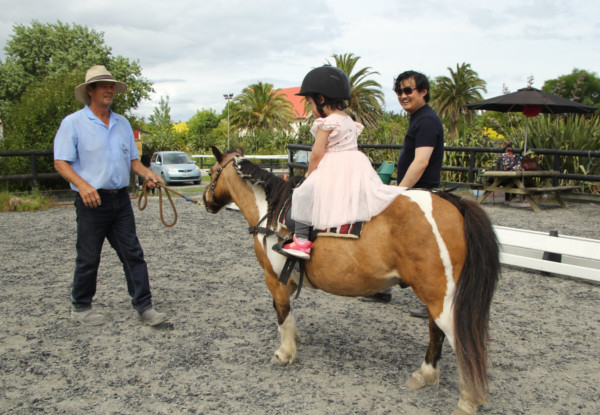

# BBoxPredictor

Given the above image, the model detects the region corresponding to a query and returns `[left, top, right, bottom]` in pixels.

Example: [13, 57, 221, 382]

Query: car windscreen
[163, 153, 193, 164]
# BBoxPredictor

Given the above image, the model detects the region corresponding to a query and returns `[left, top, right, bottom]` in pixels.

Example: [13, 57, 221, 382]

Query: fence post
[541, 230, 561, 276]
[468, 149, 477, 183]
[29, 153, 38, 191]
[287, 148, 294, 178]
[552, 153, 561, 186]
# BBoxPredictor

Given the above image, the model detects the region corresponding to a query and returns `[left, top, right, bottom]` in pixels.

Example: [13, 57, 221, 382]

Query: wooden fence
[287, 144, 600, 187]
[2, 146, 600, 191]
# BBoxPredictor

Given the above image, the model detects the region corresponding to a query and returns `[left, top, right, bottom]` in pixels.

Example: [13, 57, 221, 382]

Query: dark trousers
[72, 189, 152, 312]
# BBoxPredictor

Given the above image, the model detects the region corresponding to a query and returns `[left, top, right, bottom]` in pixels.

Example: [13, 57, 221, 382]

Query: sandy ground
[1, 191, 599, 415]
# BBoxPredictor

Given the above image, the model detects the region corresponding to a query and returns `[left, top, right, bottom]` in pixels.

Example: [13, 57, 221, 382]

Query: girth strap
[248, 213, 306, 299]
[278, 257, 305, 299]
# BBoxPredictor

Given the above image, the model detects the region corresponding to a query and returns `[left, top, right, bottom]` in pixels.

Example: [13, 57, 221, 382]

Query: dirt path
[1, 195, 599, 414]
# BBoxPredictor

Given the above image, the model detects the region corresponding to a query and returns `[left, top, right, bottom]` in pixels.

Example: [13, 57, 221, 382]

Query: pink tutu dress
[291, 113, 406, 229]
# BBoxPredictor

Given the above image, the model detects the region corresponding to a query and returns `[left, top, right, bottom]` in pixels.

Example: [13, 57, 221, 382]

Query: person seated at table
[496, 142, 521, 171]
[495, 142, 522, 204]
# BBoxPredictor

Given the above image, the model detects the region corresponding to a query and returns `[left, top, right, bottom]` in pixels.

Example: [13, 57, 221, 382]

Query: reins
[138, 181, 202, 227]
[248, 213, 287, 240]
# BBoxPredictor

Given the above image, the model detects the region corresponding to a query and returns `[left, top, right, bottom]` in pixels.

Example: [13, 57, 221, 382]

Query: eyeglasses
[396, 86, 418, 96]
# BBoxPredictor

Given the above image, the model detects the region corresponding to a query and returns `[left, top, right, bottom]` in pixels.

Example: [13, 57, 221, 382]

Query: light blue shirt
[54, 106, 139, 191]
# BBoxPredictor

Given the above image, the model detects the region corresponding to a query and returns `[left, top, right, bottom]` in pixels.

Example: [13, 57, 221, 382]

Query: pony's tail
[454, 198, 500, 404]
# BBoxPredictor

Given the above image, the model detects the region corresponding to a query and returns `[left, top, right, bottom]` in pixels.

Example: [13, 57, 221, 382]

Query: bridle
[204, 152, 239, 209]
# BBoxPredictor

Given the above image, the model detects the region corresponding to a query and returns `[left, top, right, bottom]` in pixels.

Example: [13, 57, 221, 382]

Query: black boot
[361, 288, 392, 304]
[409, 306, 428, 319]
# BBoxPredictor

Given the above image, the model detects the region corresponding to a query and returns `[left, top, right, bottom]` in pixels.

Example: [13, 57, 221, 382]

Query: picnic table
[474, 170, 578, 212]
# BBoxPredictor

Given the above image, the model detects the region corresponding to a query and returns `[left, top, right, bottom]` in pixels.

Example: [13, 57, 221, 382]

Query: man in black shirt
[363, 71, 444, 319]
[395, 70, 444, 189]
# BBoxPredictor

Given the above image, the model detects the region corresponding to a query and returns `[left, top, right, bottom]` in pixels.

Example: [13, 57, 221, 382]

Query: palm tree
[229, 82, 295, 133]
[328, 53, 384, 128]
[433, 62, 487, 138]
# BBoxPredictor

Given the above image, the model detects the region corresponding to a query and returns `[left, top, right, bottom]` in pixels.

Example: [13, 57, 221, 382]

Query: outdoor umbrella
[466, 87, 596, 154]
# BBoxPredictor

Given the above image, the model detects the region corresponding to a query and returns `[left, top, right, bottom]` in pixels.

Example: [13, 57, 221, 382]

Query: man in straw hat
[54, 65, 167, 326]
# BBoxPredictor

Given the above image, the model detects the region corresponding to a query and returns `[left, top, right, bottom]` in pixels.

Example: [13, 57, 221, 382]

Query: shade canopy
[466, 87, 596, 114]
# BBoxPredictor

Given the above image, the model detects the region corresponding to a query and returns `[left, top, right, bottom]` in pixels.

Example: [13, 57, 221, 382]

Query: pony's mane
[233, 156, 301, 227]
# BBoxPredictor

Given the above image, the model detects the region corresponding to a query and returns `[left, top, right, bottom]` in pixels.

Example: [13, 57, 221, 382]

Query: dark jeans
[72, 189, 152, 312]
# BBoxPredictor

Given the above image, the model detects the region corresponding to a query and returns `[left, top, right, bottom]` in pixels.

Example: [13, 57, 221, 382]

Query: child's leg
[294, 221, 311, 241]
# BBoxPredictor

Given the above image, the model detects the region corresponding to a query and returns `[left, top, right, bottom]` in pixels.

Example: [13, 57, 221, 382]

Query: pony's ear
[211, 146, 223, 162]
[235, 146, 245, 156]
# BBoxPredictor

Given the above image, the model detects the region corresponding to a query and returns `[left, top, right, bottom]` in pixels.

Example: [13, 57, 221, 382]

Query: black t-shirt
[396, 105, 444, 189]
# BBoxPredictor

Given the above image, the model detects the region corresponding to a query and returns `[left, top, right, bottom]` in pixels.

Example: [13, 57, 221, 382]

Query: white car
[150, 151, 202, 185]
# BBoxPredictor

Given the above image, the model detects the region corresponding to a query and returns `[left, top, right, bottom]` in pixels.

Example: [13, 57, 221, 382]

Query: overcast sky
[1, 0, 599, 122]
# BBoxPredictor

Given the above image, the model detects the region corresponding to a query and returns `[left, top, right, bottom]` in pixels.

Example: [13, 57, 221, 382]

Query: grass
[0, 190, 52, 212]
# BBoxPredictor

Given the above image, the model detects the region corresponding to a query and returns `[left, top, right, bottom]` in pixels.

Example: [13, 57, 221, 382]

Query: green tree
[542, 68, 600, 108]
[187, 109, 222, 152]
[1, 70, 82, 150]
[328, 53, 384, 128]
[143, 96, 180, 154]
[0, 20, 153, 120]
[432, 63, 487, 139]
[0, 70, 84, 188]
[229, 82, 295, 133]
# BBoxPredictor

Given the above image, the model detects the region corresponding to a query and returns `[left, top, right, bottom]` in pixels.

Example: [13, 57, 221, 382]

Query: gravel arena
[1, 190, 599, 415]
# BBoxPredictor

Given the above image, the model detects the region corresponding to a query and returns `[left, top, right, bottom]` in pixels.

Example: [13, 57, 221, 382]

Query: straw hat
[74, 65, 127, 105]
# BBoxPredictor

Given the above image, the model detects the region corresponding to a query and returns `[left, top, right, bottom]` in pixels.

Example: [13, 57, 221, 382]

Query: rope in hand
[137, 180, 203, 227]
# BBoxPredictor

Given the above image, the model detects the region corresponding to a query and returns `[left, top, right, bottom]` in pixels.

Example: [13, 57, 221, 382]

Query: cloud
[1, 0, 599, 122]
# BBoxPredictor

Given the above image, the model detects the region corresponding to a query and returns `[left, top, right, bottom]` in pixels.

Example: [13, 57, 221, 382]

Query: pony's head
[202, 146, 241, 213]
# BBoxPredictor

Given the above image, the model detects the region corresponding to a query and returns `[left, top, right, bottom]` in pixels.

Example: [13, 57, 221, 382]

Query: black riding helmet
[296, 66, 351, 100]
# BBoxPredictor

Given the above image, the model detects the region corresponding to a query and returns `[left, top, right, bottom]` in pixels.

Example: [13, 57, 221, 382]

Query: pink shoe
[282, 235, 313, 259]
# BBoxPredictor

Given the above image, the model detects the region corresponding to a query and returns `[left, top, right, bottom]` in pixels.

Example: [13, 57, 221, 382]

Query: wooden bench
[494, 226, 600, 283]
[526, 185, 579, 193]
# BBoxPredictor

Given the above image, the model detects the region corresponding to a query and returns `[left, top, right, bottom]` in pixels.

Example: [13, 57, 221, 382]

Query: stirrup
[281, 235, 312, 259]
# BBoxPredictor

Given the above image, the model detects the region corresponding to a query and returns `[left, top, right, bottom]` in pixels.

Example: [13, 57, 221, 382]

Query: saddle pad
[316, 222, 364, 239]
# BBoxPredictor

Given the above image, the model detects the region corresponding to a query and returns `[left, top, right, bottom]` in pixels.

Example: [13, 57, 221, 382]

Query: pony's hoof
[272, 350, 294, 365]
[451, 405, 477, 415]
[452, 397, 478, 415]
[405, 372, 427, 390]
[405, 366, 440, 390]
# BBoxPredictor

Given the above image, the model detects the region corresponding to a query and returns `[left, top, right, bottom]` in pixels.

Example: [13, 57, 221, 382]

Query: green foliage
[0, 190, 51, 212]
[360, 112, 408, 162]
[542, 68, 600, 108]
[230, 82, 295, 132]
[0, 20, 109, 117]
[187, 109, 223, 152]
[0, 70, 83, 186]
[432, 63, 487, 139]
[0, 20, 153, 120]
[142, 96, 181, 154]
[2, 70, 82, 150]
[328, 53, 384, 128]
[225, 129, 306, 155]
[504, 114, 600, 172]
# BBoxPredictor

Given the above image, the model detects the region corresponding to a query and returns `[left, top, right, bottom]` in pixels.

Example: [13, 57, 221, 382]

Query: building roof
[276, 87, 308, 118]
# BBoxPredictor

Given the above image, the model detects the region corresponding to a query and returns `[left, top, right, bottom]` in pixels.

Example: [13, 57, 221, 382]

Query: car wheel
[161, 172, 169, 186]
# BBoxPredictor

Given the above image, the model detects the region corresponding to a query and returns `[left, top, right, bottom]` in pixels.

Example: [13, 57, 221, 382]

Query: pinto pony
[203, 147, 500, 415]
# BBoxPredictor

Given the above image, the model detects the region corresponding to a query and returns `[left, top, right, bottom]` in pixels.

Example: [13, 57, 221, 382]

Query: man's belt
[98, 188, 126, 194]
